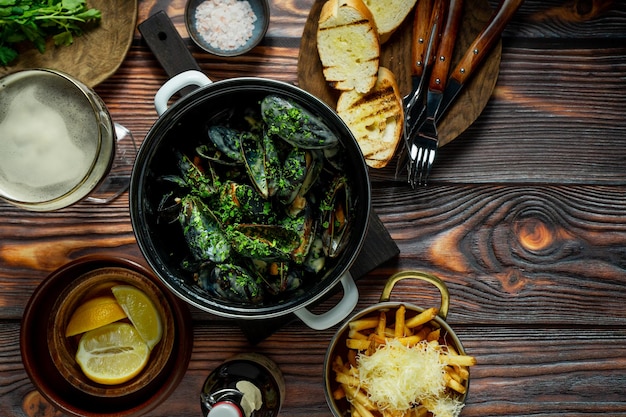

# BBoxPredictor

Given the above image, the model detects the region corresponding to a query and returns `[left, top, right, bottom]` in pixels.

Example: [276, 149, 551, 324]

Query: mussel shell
[320, 175, 351, 258]
[261, 95, 339, 149]
[241, 132, 270, 199]
[179, 196, 231, 263]
[228, 224, 300, 262]
[202, 263, 265, 304]
[208, 125, 244, 163]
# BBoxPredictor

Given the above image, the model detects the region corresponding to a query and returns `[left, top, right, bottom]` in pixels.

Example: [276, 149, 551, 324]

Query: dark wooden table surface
[2, 0, 626, 416]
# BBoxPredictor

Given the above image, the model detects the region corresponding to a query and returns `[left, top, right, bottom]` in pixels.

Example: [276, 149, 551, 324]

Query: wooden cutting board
[297, 0, 501, 147]
[0, 0, 138, 87]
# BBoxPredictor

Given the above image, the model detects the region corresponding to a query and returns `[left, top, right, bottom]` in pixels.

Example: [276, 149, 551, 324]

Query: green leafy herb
[0, 0, 101, 66]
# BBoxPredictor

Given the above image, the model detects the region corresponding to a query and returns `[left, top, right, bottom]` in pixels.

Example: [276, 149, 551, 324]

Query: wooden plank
[4, 182, 626, 324]
[4, 322, 626, 416]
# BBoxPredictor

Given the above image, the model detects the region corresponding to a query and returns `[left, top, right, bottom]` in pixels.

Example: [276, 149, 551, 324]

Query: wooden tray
[297, 0, 501, 147]
[0, 0, 137, 87]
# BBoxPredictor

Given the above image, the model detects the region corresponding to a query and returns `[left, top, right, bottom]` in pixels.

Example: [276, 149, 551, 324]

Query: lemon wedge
[65, 295, 128, 337]
[75, 322, 150, 385]
[111, 285, 163, 350]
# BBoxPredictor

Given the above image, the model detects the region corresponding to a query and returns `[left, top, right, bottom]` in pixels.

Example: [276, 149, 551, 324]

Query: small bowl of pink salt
[185, 0, 270, 57]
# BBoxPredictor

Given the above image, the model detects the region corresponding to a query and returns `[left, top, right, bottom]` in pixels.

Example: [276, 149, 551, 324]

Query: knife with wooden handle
[403, 0, 434, 120]
[436, 0, 525, 122]
[424, 0, 465, 122]
[404, 0, 444, 134]
[405, 0, 464, 186]
[397, 0, 436, 176]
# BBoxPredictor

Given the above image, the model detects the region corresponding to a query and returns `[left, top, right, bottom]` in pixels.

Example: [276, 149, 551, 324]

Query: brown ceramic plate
[20, 255, 193, 417]
[0, 0, 137, 87]
[297, 0, 501, 147]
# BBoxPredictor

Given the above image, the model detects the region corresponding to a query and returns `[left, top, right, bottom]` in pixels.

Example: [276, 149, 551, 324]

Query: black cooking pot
[129, 70, 371, 330]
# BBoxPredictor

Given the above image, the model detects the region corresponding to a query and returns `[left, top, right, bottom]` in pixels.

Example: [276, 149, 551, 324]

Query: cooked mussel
[179, 195, 231, 263]
[198, 263, 265, 304]
[207, 125, 244, 163]
[261, 95, 339, 149]
[320, 175, 352, 258]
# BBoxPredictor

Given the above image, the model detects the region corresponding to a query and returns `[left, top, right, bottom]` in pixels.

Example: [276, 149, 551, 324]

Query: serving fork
[398, 0, 441, 184]
[404, 0, 525, 187]
[409, 0, 464, 187]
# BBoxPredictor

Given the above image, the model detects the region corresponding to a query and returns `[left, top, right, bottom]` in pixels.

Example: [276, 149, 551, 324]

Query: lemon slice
[111, 285, 163, 350]
[65, 295, 128, 337]
[75, 322, 150, 385]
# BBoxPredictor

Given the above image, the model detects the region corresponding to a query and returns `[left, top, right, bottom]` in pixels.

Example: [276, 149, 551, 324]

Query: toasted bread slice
[317, 0, 380, 94]
[337, 67, 404, 168]
[362, 0, 418, 44]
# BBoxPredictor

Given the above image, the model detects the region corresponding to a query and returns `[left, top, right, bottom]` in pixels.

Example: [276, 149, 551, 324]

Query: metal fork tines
[403, 2, 441, 186]
[408, 0, 464, 187]
[407, 117, 438, 187]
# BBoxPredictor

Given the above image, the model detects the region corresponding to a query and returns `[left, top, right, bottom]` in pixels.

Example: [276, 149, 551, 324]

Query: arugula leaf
[0, 0, 101, 66]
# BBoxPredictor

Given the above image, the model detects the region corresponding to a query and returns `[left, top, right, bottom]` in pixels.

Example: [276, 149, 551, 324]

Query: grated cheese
[424, 395, 466, 417]
[356, 339, 465, 417]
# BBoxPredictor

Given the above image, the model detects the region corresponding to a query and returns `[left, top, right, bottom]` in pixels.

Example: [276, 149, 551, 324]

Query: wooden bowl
[21, 255, 193, 417]
[48, 266, 175, 398]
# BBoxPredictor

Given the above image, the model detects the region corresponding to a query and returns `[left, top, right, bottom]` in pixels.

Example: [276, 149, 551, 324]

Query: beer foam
[0, 73, 100, 203]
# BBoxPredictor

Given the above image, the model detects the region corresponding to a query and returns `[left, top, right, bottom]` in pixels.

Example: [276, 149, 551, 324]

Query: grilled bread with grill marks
[316, 0, 380, 94]
[337, 66, 404, 168]
[362, 0, 418, 44]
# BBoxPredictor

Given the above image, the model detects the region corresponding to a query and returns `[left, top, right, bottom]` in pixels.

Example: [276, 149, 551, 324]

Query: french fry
[444, 371, 467, 394]
[347, 338, 373, 351]
[426, 328, 440, 342]
[414, 326, 430, 341]
[349, 317, 380, 331]
[445, 366, 465, 385]
[396, 334, 425, 347]
[394, 305, 406, 338]
[351, 397, 377, 417]
[445, 365, 465, 385]
[333, 354, 345, 369]
[404, 307, 438, 328]
[376, 311, 387, 338]
[446, 344, 459, 356]
[335, 370, 361, 387]
[343, 384, 376, 410]
[446, 365, 469, 382]
[349, 329, 370, 340]
[333, 385, 346, 400]
[348, 348, 358, 368]
[369, 333, 387, 346]
[441, 353, 477, 367]
[453, 365, 470, 381]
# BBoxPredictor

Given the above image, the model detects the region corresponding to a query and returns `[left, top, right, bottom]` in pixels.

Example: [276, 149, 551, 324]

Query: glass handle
[86, 123, 137, 204]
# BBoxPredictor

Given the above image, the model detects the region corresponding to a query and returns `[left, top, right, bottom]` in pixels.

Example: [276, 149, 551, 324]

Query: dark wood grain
[2, 0, 626, 416]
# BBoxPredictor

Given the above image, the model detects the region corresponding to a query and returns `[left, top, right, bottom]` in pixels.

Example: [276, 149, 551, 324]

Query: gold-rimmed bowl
[324, 271, 472, 416]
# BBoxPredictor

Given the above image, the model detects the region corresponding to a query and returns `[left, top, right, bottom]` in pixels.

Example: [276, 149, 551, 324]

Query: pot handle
[293, 272, 359, 330]
[379, 271, 450, 320]
[154, 70, 213, 116]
